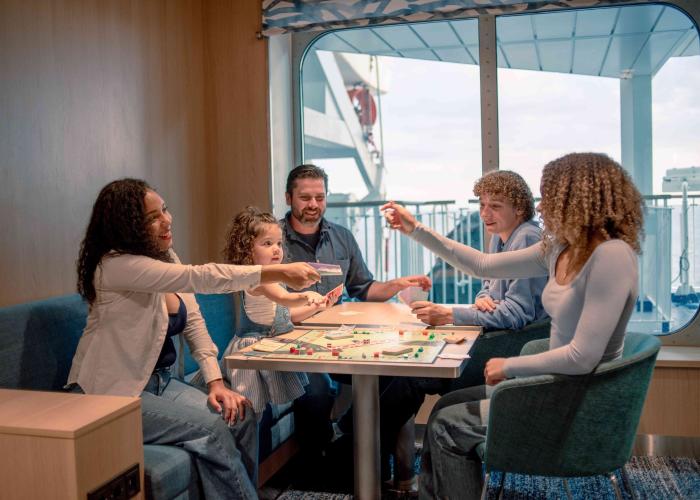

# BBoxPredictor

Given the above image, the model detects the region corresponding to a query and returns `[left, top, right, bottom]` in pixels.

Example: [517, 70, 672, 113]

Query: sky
[315, 53, 700, 205]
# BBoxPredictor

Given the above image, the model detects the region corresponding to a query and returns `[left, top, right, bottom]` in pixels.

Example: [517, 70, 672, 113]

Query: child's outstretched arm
[290, 286, 341, 322]
[251, 283, 327, 308]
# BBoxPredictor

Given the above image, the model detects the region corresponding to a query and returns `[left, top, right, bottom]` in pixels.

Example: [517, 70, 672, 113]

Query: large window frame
[286, 0, 700, 343]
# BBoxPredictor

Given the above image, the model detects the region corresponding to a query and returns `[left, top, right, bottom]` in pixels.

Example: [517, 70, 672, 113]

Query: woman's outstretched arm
[382, 201, 548, 279]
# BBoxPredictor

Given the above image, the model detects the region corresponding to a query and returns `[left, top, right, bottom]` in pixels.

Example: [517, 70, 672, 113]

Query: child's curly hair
[539, 153, 644, 273]
[222, 207, 280, 265]
[473, 170, 535, 221]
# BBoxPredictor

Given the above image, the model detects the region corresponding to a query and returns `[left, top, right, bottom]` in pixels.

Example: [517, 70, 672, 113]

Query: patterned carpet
[274, 456, 700, 499]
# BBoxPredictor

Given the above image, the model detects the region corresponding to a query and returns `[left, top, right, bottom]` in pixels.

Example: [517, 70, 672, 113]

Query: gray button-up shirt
[281, 213, 374, 301]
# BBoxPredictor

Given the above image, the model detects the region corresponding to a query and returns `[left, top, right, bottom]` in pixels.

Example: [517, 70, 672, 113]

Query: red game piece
[373, 352, 380, 358]
[398, 329, 404, 335]
[289, 347, 296, 353]
[306, 348, 313, 355]
[332, 350, 340, 357]
[422, 330, 429, 336]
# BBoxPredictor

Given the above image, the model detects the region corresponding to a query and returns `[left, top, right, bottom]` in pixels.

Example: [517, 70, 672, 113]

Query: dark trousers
[293, 372, 423, 480]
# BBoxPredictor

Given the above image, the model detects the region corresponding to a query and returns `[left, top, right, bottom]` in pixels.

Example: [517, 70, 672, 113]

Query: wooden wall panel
[0, 0, 270, 306]
[202, 0, 271, 256]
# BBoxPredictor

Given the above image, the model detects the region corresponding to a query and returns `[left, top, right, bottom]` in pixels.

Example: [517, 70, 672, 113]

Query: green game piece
[414, 352, 419, 358]
[429, 334, 435, 340]
[418, 347, 424, 352]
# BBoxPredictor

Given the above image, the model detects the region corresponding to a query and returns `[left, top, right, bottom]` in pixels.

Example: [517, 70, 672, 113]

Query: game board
[243, 327, 471, 363]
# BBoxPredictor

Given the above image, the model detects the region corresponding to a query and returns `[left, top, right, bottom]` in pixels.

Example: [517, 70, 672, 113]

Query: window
[300, 20, 483, 302]
[294, 4, 700, 334]
[497, 5, 700, 334]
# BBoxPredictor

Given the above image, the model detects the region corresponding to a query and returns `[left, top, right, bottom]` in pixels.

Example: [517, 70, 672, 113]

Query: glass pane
[497, 5, 700, 334]
[300, 20, 483, 302]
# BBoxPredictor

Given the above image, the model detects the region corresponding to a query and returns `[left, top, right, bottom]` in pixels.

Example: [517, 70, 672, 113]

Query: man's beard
[292, 207, 322, 226]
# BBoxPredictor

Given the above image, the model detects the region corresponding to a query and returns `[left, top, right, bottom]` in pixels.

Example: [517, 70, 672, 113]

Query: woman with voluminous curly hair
[68, 179, 321, 499]
[382, 152, 644, 500]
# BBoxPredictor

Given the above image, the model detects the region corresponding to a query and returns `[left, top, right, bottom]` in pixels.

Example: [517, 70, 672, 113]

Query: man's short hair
[473, 170, 535, 221]
[286, 164, 329, 195]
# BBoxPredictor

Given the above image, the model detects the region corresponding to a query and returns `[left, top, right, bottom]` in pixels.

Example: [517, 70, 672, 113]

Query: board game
[243, 327, 472, 363]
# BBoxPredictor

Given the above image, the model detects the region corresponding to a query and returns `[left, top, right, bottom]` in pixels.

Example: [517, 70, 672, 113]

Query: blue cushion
[144, 445, 199, 500]
[0, 294, 86, 390]
[185, 294, 235, 375]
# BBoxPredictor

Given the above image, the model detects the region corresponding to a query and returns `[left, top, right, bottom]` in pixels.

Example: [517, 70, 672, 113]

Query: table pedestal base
[352, 374, 380, 499]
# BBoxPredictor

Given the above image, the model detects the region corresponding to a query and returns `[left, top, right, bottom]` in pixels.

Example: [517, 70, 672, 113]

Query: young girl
[218, 206, 329, 417]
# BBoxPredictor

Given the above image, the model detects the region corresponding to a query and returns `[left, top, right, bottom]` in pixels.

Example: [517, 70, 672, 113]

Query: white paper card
[398, 286, 429, 305]
[437, 353, 471, 360]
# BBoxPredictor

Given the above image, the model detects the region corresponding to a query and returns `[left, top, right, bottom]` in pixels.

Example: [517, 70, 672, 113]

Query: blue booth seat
[0, 293, 296, 499]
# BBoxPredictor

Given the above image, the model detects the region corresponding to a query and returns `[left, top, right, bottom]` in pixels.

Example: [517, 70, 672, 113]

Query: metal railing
[324, 194, 699, 334]
[325, 199, 483, 304]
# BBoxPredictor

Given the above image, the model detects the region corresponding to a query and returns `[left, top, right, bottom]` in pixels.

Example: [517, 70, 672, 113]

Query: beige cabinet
[0, 389, 144, 499]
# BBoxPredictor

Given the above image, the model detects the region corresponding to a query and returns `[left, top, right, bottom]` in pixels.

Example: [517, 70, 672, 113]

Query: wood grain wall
[0, 0, 270, 306]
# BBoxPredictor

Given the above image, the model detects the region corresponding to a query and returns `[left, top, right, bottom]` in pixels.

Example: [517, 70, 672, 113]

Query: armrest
[483, 374, 576, 474]
[520, 338, 548, 356]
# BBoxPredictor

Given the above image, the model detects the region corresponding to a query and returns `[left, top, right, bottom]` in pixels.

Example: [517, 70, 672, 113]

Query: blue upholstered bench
[0, 293, 296, 499]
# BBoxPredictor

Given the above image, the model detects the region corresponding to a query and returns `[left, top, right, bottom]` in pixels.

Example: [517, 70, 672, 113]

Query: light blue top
[452, 220, 548, 330]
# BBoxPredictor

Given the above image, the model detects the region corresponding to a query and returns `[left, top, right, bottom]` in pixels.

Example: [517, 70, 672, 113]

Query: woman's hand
[484, 358, 508, 386]
[380, 201, 418, 234]
[207, 379, 251, 425]
[262, 263, 320, 290]
[474, 296, 499, 312]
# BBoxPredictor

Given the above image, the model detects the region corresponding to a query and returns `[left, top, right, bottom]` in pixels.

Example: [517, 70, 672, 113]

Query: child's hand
[303, 291, 326, 306]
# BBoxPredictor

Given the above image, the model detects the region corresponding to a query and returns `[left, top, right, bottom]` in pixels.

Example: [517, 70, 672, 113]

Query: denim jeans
[420, 385, 489, 500]
[141, 369, 258, 500]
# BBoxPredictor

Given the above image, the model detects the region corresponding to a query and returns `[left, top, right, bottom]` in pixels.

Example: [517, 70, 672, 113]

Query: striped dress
[221, 291, 308, 417]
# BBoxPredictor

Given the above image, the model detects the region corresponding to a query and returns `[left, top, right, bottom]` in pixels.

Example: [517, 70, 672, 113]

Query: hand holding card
[398, 286, 429, 305]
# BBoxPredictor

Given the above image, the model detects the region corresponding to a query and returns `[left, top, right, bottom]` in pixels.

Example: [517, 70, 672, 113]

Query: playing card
[308, 262, 343, 276]
[325, 283, 344, 303]
[398, 286, 429, 305]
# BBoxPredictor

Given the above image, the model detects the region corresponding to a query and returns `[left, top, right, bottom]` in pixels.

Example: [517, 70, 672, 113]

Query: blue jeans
[420, 385, 488, 500]
[140, 369, 258, 500]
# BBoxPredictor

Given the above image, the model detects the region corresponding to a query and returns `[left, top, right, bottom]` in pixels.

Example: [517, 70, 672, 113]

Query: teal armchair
[478, 332, 661, 499]
[449, 318, 551, 392]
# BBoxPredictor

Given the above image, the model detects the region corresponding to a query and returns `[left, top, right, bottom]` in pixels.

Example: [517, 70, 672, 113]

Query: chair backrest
[181, 293, 236, 375]
[0, 294, 87, 391]
[484, 332, 661, 477]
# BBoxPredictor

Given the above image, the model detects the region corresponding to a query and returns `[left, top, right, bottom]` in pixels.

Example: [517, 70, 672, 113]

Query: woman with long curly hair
[382, 153, 644, 500]
[68, 178, 320, 499]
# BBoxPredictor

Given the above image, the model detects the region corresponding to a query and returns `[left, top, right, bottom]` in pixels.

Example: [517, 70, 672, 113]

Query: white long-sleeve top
[67, 250, 261, 396]
[410, 223, 638, 377]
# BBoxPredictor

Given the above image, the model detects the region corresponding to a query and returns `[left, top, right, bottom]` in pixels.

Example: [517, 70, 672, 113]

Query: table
[0, 389, 144, 499]
[300, 301, 426, 327]
[226, 302, 480, 499]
